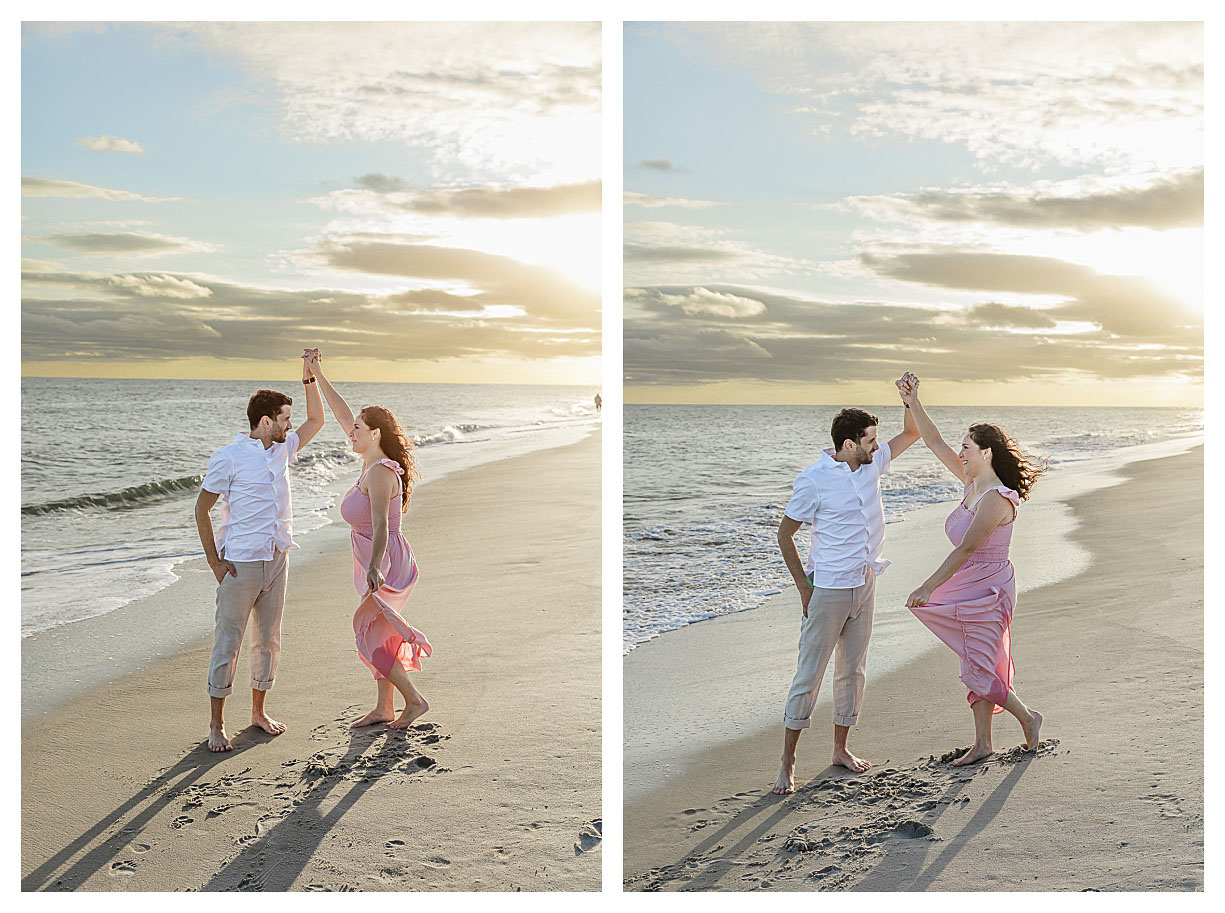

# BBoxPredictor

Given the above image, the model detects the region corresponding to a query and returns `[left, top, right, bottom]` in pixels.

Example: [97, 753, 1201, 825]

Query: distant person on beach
[897, 372, 1045, 765]
[772, 388, 921, 794]
[303, 349, 433, 730]
[195, 357, 325, 752]
[595, 393, 602, 411]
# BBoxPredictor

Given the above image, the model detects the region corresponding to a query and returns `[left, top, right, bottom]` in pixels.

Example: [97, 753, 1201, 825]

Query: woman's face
[958, 434, 990, 475]
[350, 414, 377, 453]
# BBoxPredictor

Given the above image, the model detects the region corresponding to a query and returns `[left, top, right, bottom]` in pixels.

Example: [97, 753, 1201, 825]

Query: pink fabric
[909, 485, 1020, 713]
[339, 458, 431, 679]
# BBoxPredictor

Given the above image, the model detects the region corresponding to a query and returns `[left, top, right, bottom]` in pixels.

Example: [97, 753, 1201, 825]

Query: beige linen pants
[207, 550, 288, 698]
[783, 566, 876, 729]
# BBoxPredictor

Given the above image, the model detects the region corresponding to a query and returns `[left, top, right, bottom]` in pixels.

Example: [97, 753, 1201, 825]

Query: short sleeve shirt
[202, 430, 300, 561]
[784, 440, 892, 588]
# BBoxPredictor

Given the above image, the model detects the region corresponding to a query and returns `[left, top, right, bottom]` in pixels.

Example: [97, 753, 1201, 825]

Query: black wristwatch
[303, 377, 317, 385]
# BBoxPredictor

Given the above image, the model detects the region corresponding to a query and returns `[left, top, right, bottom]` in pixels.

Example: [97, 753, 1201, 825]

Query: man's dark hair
[247, 389, 293, 429]
[830, 408, 879, 452]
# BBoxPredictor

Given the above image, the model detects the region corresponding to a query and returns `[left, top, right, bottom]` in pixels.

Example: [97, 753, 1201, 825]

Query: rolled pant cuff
[783, 715, 812, 730]
[252, 678, 275, 691]
[208, 684, 233, 698]
[832, 712, 859, 727]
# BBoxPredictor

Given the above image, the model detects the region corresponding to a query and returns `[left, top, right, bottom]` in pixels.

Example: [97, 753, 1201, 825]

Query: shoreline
[21, 420, 597, 720]
[624, 445, 1203, 890]
[22, 430, 602, 891]
[622, 431, 1201, 657]
[623, 433, 1200, 802]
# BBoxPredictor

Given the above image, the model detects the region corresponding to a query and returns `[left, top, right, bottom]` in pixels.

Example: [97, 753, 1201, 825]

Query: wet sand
[625, 446, 1203, 891]
[22, 431, 601, 892]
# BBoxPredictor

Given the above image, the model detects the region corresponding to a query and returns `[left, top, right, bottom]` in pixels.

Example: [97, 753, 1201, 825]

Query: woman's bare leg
[1000, 689, 1042, 749]
[951, 699, 995, 766]
[384, 663, 429, 729]
[351, 678, 396, 728]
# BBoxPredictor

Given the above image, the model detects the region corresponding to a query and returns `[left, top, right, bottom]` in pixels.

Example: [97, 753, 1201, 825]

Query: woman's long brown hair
[968, 422, 1047, 502]
[360, 405, 418, 514]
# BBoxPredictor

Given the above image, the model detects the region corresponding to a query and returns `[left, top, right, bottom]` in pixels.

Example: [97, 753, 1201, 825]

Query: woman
[897, 372, 1044, 765]
[303, 349, 432, 729]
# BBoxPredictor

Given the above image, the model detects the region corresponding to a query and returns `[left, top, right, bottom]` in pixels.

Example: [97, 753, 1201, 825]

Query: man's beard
[271, 427, 287, 443]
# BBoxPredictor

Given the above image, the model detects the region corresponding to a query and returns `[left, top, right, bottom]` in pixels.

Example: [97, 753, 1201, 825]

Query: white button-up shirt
[784, 440, 892, 588]
[201, 430, 301, 562]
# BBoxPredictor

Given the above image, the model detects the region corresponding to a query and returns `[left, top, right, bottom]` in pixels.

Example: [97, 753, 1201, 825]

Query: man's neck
[246, 430, 275, 450]
[833, 451, 865, 471]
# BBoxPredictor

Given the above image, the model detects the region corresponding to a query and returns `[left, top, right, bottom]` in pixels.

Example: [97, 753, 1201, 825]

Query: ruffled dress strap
[375, 457, 404, 475]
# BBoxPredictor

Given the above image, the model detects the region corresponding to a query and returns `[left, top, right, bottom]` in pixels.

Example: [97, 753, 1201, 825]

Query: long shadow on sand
[627, 744, 1050, 891]
[852, 755, 1033, 891]
[22, 726, 277, 892]
[24, 719, 446, 892]
[201, 724, 442, 891]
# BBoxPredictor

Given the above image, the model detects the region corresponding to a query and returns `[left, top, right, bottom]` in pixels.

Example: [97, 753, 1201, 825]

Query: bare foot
[351, 708, 396, 728]
[772, 755, 796, 795]
[208, 725, 232, 752]
[388, 697, 429, 730]
[951, 744, 993, 766]
[833, 747, 871, 773]
[251, 712, 286, 736]
[1022, 709, 1043, 750]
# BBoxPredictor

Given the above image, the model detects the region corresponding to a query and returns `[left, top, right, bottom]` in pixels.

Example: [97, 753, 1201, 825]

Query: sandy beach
[624, 445, 1203, 891]
[22, 430, 601, 892]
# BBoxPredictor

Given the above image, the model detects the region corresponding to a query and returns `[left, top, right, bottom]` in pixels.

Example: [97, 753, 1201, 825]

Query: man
[772, 386, 919, 794]
[195, 351, 324, 752]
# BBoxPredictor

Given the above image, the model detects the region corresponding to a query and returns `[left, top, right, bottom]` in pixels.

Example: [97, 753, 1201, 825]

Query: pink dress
[910, 484, 1020, 713]
[339, 458, 431, 679]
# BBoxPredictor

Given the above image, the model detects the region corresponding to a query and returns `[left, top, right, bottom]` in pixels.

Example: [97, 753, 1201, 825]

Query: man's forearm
[195, 506, 221, 564]
[778, 534, 809, 588]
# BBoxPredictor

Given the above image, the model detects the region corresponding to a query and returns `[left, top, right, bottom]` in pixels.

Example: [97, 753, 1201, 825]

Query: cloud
[41, 231, 215, 255]
[22, 266, 599, 365]
[315, 236, 599, 327]
[76, 135, 145, 154]
[325, 179, 600, 219]
[624, 191, 722, 210]
[624, 281, 1201, 387]
[684, 21, 1203, 172]
[848, 168, 1203, 231]
[107, 274, 213, 299]
[655, 287, 766, 318]
[22, 177, 179, 202]
[860, 249, 1200, 341]
[624, 243, 744, 265]
[962, 302, 1056, 329]
[178, 22, 601, 182]
[639, 159, 678, 172]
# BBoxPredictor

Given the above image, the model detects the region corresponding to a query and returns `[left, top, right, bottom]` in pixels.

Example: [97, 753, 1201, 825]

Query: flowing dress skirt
[351, 529, 431, 679]
[910, 559, 1015, 712]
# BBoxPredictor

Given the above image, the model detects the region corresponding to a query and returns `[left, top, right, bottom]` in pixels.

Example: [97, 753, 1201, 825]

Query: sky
[624, 22, 1204, 406]
[21, 22, 602, 385]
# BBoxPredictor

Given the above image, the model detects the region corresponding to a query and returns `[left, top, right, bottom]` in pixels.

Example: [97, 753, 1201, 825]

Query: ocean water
[21, 377, 600, 637]
[623, 404, 1203, 652]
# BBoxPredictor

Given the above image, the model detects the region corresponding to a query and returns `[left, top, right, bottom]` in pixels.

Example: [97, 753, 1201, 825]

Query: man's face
[849, 425, 878, 464]
[267, 404, 292, 443]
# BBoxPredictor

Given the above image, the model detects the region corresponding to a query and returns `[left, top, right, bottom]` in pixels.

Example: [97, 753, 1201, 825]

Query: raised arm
[897, 375, 968, 485]
[303, 350, 356, 434]
[295, 349, 325, 448]
[886, 380, 921, 458]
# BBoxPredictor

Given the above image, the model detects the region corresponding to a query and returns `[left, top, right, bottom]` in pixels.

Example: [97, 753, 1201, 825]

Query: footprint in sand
[422, 856, 451, 869]
[574, 819, 602, 855]
[133, 843, 152, 854]
[110, 860, 138, 873]
[170, 816, 193, 829]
